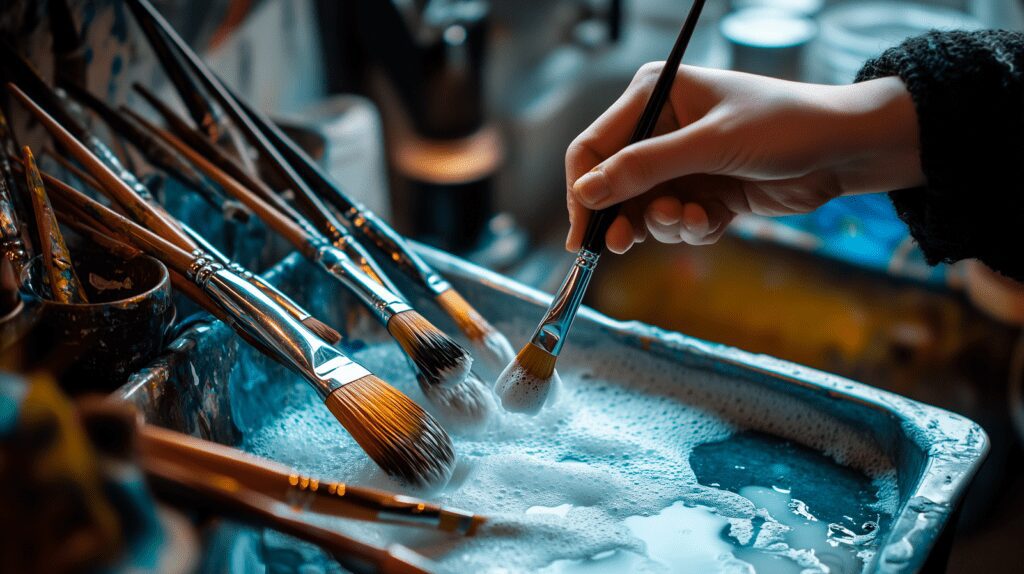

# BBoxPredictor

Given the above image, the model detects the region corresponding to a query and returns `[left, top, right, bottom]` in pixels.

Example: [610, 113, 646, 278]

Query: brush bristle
[435, 289, 515, 375]
[387, 310, 472, 389]
[418, 370, 496, 428]
[493, 343, 559, 415]
[324, 375, 455, 488]
[302, 316, 342, 345]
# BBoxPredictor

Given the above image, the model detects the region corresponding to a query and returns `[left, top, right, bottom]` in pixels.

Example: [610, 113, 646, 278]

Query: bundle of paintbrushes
[122, 0, 515, 377]
[8, 83, 456, 488]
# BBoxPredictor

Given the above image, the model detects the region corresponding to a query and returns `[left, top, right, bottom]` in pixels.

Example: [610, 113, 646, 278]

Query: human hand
[565, 64, 924, 253]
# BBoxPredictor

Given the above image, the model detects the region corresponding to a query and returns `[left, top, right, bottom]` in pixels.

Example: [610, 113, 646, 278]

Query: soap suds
[236, 331, 898, 573]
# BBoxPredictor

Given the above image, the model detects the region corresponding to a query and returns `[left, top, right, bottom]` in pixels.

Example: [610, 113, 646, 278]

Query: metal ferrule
[0, 238, 28, 276]
[310, 240, 411, 324]
[179, 225, 314, 323]
[330, 230, 397, 292]
[188, 252, 368, 398]
[528, 248, 600, 356]
[345, 206, 452, 296]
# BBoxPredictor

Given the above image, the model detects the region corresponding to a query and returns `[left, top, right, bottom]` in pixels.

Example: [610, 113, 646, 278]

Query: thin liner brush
[140, 424, 485, 535]
[43, 174, 455, 488]
[131, 112, 478, 396]
[62, 82, 250, 222]
[494, 0, 707, 414]
[123, 0, 398, 290]
[22, 146, 87, 303]
[143, 458, 437, 574]
[231, 93, 517, 374]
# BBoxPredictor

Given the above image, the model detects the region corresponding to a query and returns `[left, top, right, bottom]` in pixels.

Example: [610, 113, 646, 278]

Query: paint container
[21, 248, 174, 394]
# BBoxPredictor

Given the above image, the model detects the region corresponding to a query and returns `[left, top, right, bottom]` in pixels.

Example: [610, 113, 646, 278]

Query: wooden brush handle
[140, 457, 416, 573]
[6, 83, 194, 254]
[41, 172, 193, 276]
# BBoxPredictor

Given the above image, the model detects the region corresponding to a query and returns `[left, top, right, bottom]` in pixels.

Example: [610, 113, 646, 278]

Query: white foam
[240, 334, 900, 573]
[493, 361, 561, 414]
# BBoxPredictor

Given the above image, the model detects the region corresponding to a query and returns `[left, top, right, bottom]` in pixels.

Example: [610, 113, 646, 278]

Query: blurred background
[2, 0, 1022, 571]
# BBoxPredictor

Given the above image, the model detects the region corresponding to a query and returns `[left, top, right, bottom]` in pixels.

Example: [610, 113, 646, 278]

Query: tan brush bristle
[301, 316, 342, 345]
[418, 370, 496, 428]
[494, 343, 559, 415]
[324, 375, 455, 488]
[435, 288, 516, 371]
[386, 310, 473, 389]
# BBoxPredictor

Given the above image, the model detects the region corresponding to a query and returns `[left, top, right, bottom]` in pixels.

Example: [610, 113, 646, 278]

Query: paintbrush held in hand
[22, 147, 87, 304]
[495, 0, 708, 414]
[123, 0, 515, 374]
[10, 83, 454, 487]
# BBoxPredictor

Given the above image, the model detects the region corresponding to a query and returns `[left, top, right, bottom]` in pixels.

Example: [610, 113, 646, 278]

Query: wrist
[822, 77, 926, 194]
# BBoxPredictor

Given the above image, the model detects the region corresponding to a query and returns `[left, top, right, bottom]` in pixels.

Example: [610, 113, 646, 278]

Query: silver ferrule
[189, 253, 368, 398]
[529, 248, 600, 356]
[311, 240, 411, 324]
[180, 225, 315, 323]
[346, 207, 452, 296]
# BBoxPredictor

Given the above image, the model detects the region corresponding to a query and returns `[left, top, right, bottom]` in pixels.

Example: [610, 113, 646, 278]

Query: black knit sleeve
[856, 30, 1024, 282]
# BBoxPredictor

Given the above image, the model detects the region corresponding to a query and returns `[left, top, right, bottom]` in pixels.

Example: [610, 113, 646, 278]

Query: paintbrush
[230, 93, 517, 376]
[140, 424, 484, 535]
[61, 82, 250, 223]
[0, 41, 159, 203]
[21, 146, 88, 304]
[45, 147, 341, 345]
[11, 83, 455, 487]
[121, 0, 256, 175]
[131, 81, 395, 293]
[43, 170, 455, 488]
[40, 170, 284, 360]
[144, 457, 437, 574]
[494, 0, 707, 414]
[120, 0, 513, 374]
[128, 111, 495, 421]
[122, 0, 403, 293]
[0, 109, 30, 276]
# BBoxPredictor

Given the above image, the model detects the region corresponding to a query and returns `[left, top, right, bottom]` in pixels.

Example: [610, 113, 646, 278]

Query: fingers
[572, 120, 720, 211]
[566, 65, 667, 251]
[643, 195, 735, 246]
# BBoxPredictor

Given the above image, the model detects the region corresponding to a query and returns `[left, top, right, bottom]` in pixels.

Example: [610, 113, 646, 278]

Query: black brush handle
[581, 0, 706, 254]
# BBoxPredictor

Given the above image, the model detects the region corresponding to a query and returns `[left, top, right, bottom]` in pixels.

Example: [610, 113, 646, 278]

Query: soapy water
[235, 330, 898, 574]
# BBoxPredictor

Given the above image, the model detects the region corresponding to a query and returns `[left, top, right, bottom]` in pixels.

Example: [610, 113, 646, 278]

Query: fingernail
[573, 169, 610, 207]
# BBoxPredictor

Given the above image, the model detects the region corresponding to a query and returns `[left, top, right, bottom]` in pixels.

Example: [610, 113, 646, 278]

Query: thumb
[572, 120, 719, 211]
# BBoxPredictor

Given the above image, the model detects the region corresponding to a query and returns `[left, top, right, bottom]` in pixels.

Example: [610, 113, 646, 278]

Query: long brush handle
[131, 108, 412, 326]
[229, 93, 446, 295]
[142, 458, 433, 574]
[6, 83, 194, 253]
[44, 177, 364, 397]
[140, 425, 479, 533]
[580, 0, 705, 255]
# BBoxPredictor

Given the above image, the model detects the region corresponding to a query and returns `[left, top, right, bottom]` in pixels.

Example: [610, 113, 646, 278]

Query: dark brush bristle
[387, 310, 473, 389]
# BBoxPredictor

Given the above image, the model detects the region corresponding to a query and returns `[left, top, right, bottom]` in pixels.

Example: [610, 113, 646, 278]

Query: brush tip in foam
[473, 330, 517, 376]
[324, 374, 455, 488]
[388, 310, 473, 389]
[494, 344, 559, 415]
[419, 370, 497, 429]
